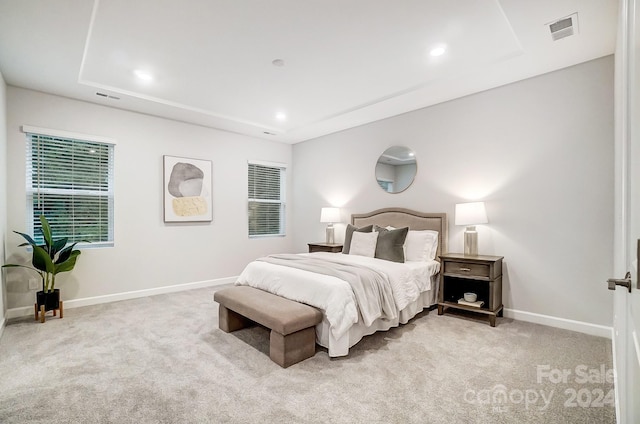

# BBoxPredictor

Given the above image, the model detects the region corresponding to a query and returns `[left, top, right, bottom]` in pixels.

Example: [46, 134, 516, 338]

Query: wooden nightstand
[308, 242, 343, 253]
[437, 253, 504, 327]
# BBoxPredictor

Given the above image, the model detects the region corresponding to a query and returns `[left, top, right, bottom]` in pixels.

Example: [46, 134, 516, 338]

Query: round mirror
[375, 146, 417, 193]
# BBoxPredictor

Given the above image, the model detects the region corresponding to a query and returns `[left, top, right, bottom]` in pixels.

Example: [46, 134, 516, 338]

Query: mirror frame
[375, 146, 417, 194]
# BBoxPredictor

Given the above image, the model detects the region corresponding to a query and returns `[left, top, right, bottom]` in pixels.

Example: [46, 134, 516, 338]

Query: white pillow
[405, 230, 439, 261]
[349, 231, 378, 258]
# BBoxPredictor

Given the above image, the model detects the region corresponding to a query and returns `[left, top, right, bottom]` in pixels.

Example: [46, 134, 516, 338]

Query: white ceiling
[0, 0, 618, 144]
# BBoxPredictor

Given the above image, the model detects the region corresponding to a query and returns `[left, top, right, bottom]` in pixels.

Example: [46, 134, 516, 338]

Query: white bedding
[235, 252, 440, 356]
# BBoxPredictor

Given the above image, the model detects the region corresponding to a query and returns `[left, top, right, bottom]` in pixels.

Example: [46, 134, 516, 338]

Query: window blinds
[248, 162, 286, 237]
[26, 131, 115, 247]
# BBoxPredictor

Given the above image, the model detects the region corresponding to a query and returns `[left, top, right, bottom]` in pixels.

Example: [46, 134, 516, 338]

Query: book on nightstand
[457, 299, 484, 308]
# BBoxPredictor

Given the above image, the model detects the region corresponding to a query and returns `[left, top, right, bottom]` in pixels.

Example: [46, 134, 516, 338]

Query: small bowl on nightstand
[464, 292, 477, 302]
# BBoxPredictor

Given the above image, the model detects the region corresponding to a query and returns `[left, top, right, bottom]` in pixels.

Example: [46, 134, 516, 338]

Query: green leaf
[13, 231, 37, 246]
[55, 250, 80, 274]
[56, 243, 80, 264]
[51, 237, 68, 258]
[32, 245, 55, 274]
[39, 215, 52, 250]
[0, 263, 42, 276]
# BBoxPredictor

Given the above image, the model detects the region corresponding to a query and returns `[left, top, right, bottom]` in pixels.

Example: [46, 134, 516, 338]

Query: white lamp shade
[320, 207, 341, 223]
[455, 202, 488, 226]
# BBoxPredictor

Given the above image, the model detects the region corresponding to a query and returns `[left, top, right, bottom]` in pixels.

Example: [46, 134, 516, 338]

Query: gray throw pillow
[374, 225, 409, 263]
[342, 224, 374, 254]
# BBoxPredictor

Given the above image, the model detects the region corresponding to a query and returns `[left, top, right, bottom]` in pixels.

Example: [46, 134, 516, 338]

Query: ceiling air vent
[548, 13, 579, 41]
[96, 92, 120, 100]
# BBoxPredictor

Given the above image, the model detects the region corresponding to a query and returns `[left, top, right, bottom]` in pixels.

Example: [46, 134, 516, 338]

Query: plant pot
[36, 289, 60, 312]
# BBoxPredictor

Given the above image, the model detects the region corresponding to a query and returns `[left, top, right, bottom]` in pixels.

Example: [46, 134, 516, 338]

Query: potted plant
[2, 215, 85, 320]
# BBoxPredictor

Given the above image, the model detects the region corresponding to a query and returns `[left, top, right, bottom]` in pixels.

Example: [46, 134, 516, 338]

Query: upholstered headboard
[351, 208, 448, 260]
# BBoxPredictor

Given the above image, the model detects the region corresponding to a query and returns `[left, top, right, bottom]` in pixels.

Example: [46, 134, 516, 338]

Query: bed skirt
[316, 280, 438, 357]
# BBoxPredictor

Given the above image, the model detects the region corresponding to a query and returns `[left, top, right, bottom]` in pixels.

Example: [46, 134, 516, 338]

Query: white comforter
[235, 252, 439, 341]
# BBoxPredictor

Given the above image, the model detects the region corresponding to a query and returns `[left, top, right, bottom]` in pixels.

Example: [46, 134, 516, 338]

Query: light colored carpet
[0, 286, 615, 423]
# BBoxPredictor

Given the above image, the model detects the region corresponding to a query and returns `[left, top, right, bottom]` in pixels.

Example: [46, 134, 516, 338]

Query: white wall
[292, 56, 615, 327]
[5, 87, 293, 310]
[0, 70, 7, 325]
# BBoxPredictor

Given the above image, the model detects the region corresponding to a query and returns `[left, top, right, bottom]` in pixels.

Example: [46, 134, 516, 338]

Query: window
[24, 126, 115, 248]
[248, 161, 286, 237]
[377, 179, 393, 192]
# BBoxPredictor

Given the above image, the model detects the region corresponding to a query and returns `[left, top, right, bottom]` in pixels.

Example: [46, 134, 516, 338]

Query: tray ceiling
[0, 0, 617, 143]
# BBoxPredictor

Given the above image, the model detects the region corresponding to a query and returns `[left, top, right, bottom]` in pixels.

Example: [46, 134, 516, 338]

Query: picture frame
[163, 155, 213, 222]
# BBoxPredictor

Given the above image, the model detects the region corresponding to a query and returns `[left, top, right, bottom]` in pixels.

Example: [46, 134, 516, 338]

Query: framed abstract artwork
[163, 155, 213, 222]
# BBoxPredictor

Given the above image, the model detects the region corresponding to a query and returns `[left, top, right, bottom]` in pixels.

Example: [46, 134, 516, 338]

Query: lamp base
[464, 226, 478, 256]
[326, 225, 335, 244]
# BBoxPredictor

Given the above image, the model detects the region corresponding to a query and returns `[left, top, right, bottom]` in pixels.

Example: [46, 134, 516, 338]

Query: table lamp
[320, 207, 341, 244]
[455, 202, 488, 256]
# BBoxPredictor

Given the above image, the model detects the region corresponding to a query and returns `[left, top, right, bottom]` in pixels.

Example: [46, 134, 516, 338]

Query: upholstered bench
[213, 286, 323, 368]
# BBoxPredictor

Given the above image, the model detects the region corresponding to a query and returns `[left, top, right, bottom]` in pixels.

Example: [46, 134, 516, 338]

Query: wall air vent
[548, 13, 579, 41]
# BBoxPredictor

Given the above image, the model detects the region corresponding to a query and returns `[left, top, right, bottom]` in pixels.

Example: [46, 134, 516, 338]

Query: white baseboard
[5, 282, 613, 341]
[6, 276, 236, 320]
[504, 308, 612, 339]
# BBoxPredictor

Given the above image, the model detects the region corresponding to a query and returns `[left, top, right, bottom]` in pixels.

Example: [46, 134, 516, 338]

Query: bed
[235, 208, 448, 357]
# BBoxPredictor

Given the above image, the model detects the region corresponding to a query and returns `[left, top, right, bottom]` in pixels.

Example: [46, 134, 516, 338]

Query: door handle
[607, 272, 632, 293]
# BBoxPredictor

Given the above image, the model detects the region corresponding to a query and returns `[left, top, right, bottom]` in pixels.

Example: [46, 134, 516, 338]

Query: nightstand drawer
[444, 261, 490, 278]
[308, 242, 343, 253]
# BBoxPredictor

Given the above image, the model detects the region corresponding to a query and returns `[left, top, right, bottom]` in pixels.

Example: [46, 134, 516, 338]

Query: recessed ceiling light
[276, 112, 287, 121]
[429, 46, 446, 57]
[134, 69, 153, 81]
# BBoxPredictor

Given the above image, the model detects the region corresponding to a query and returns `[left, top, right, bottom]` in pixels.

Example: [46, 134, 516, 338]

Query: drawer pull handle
[459, 267, 471, 272]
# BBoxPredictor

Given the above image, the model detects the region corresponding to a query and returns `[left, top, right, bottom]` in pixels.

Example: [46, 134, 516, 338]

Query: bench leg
[270, 327, 316, 368]
[218, 305, 251, 333]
